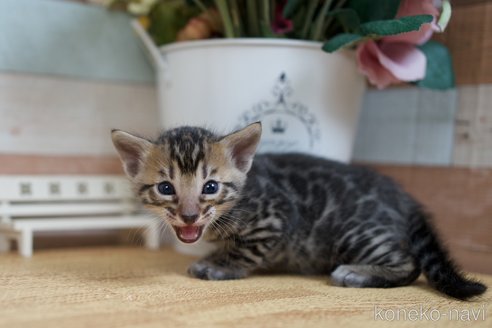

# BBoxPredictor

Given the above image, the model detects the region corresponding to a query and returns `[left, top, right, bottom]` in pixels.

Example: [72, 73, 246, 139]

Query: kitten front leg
[188, 202, 287, 280]
[188, 236, 281, 280]
[188, 257, 249, 280]
[188, 252, 249, 280]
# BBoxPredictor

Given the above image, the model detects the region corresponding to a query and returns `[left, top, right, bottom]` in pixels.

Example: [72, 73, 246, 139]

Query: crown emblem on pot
[271, 119, 287, 134]
[236, 72, 320, 151]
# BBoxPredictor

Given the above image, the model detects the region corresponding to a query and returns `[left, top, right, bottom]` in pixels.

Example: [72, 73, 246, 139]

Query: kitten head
[111, 123, 262, 244]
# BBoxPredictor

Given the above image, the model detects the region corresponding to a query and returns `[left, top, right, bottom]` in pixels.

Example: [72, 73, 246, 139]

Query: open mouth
[172, 225, 204, 244]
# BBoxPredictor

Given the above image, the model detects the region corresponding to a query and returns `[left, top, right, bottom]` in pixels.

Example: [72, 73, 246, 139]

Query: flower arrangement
[100, 0, 454, 90]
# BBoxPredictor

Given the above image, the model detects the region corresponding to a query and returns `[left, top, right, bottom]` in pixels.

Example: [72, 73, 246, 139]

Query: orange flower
[177, 9, 222, 42]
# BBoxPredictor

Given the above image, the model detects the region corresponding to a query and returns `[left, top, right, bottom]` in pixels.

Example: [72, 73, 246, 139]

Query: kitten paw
[330, 266, 368, 287]
[187, 261, 247, 280]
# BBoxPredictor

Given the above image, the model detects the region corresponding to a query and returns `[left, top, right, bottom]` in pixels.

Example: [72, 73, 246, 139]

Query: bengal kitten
[111, 122, 486, 300]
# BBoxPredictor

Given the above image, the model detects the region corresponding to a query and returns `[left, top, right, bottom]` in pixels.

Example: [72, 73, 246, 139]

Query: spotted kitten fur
[112, 122, 486, 300]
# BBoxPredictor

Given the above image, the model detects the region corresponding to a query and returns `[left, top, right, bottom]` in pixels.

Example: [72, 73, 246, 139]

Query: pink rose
[356, 0, 440, 89]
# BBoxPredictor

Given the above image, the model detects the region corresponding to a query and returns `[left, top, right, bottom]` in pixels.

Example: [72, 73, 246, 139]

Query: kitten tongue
[175, 225, 203, 243]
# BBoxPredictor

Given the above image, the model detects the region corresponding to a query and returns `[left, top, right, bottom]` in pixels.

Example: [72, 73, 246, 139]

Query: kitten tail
[409, 210, 487, 300]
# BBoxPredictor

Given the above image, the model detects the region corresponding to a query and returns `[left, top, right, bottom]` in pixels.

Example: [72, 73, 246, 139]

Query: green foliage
[214, 0, 235, 37]
[322, 33, 363, 52]
[359, 15, 433, 36]
[148, 1, 199, 45]
[347, 0, 401, 22]
[104, 0, 455, 90]
[416, 41, 455, 89]
[322, 14, 433, 52]
[283, 0, 304, 19]
[326, 8, 361, 33]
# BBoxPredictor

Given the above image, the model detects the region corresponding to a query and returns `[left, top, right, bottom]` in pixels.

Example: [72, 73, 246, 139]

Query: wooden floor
[1, 247, 491, 328]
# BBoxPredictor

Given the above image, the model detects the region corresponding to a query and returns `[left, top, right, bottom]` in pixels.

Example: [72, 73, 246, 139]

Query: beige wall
[0, 73, 159, 174]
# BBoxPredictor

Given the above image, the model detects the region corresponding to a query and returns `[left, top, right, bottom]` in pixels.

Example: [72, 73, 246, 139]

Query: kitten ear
[111, 130, 153, 178]
[220, 122, 262, 173]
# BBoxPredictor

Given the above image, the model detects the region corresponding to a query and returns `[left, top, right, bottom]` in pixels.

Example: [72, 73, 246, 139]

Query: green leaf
[259, 21, 277, 38]
[327, 8, 361, 33]
[215, 0, 235, 38]
[245, 0, 260, 36]
[148, 2, 199, 45]
[360, 15, 433, 37]
[416, 41, 455, 90]
[283, 0, 304, 19]
[322, 33, 364, 53]
[347, 0, 401, 23]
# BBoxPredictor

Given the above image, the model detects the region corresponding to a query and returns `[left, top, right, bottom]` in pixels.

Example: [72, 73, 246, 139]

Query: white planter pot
[133, 22, 366, 256]
[134, 22, 366, 162]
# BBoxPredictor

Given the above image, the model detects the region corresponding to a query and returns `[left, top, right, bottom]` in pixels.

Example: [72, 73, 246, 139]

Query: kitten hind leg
[331, 260, 420, 288]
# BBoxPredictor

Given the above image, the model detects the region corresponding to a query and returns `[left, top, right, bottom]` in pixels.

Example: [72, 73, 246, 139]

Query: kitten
[111, 122, 486, 300]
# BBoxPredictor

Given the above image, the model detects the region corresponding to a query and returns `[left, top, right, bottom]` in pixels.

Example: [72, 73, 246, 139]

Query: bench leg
[18, 229, 33, 257]
[144, 222, 160, 250]
[0, 233, 10, 253]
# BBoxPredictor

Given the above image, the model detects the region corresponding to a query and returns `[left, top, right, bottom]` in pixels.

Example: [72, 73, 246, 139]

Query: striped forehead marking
[158, 127, 217, 175]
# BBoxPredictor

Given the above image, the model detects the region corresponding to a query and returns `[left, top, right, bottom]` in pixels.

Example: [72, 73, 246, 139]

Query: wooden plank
[0, 73, 159, 156]
[0, 0, 154, 83]
[433, 1, 492, 85]
[372, 164, 492, 274]
[353, 87, 457, 165]
[453, 84, 492, 167]
[452, 0, 491, 6]
[0, 155, 122, 175]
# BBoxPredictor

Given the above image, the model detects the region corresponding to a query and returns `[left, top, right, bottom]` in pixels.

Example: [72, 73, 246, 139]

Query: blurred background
[0, 0, 491, 273]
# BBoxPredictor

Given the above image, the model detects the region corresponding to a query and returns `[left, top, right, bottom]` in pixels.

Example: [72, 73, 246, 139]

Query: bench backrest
[0, 175, 139, 222]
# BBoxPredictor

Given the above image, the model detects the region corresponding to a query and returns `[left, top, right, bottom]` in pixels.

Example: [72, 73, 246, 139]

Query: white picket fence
[0, 175, 160, 257]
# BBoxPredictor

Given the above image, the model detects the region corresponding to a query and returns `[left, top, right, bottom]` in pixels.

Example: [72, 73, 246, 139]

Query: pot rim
[159, 38, 327, 53]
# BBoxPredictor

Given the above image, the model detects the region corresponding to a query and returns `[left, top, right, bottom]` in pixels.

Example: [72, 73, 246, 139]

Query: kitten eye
[157, 181, 175, 195]
[202, 180, 219, 195]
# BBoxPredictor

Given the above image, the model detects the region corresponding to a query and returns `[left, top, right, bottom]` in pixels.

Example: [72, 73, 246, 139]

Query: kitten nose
[181, 214, 199, 225]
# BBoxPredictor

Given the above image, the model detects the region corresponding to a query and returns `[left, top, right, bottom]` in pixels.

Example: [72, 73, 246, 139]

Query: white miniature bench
[0, 175, 161, 257]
